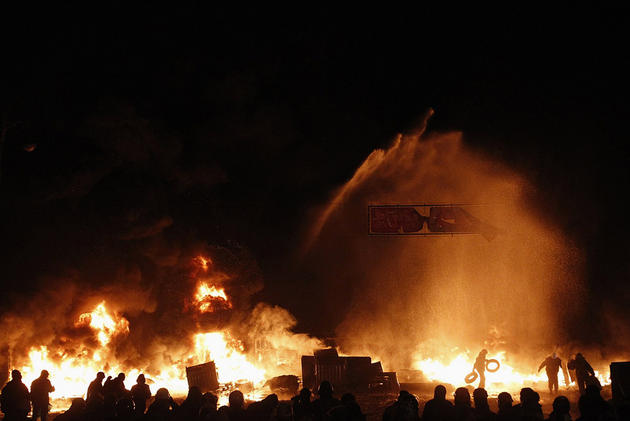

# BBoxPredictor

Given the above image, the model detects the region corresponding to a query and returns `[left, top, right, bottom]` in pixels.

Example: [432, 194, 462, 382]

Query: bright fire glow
[75, 302, 129, 346]
[15, 264, 293, 412]
[414, 350, 610, 395]
[194, 332, 265, 384]
[195, 282, 231, 312]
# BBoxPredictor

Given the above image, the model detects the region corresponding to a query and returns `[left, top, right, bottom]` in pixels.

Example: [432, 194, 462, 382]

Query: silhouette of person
[453, 387, 474, 421]
[292, 388, 314, 421]
[513, 388, 543, 420]
[103, 372, 126, 419]
[30, 370, 54, 421]
[474, 350, 489, 389]
[200, 392, 218, 421]
[538, 353, 565, 394]
[472, 388, 496, 421]
[421, 385, 453, 421]
[112, 373, 127, 399]
[568, 354, 595, 395]
[176, 386, 203, 421]
[547, 395, 571, 421]
[87, 372, 105, 404]
[147, 387, 178, 421]
[312, 381, 341, 421]
[54, 398, 86, 421]
[1, 369, 31, 421]
[130, 374, 151, 415]
[576, 385, 613, 421]
[226, 390, 247, 421]
[382, 391, 419, 421]
[340, 393, 365, 421]
[496, 392, 514, 421]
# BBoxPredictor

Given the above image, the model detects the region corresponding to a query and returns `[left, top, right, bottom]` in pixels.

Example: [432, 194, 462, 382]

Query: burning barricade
[301, 348, 398, 394]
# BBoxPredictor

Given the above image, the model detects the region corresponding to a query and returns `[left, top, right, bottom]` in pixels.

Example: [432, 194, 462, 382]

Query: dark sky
[1, 7, 629, 337]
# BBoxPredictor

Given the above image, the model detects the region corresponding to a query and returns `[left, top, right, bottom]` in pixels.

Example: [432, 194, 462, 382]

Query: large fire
[7, 249, 613, 413]
[13, 256, 309, 411]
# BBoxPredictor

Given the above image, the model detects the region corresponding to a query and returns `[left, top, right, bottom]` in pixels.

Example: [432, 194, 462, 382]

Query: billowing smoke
[303, 112, 586, 372]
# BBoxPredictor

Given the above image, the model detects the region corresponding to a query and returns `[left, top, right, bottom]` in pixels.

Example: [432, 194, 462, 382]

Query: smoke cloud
[303, 113, 586, 371]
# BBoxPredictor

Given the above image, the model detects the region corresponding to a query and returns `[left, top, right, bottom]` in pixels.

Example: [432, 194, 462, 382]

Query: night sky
[1, 7, 629, 340]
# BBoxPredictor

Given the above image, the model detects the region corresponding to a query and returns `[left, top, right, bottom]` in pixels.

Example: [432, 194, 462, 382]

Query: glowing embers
[193, 332, 265, 384]
[75, 301, 129, 346]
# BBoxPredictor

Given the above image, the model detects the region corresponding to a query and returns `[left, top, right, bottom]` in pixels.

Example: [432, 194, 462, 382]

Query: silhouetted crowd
[413, 384, 625, 421]
[1, 369, 629, 421]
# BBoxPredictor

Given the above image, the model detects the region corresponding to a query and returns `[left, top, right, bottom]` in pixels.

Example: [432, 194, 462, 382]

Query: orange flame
[75, 302, 129, 346]
[194, 255, 212, 271]
[195, 282, 232, 312]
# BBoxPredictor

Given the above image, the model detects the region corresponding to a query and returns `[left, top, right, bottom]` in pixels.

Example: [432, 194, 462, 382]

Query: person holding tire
[474, 349, 489, 389]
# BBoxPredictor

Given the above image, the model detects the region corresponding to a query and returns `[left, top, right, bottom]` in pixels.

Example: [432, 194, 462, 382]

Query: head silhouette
[187, 386, 203, 403]
[229, 390, 244, 409]
[497, 392, 513, 411]
[117, 373, 125, 381]
[299, 388, 311, 401]
[317, 381, 333, 398]
[203, 392, 218, 409]
[155, 388, 170, 401]
[96, 372, 105, 380]
[136, 374, 145, 384]
[473, 388, 489, 409]
[40, 370, 49, 378]
[397, 391, 411, 403]
[434, 385, 447, 400]
[11, 370, 22, 381]
[520, 388, 536, 405]
[454, 388, 471, 407]
[552, 396, 570, 415]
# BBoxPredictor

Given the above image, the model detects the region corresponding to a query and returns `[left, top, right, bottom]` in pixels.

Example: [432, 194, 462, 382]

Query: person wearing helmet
[30, 370, 55, 421]
[473, 349, 489, 389]
[312, 381, 341, 421]
[538, 353, 565, 394]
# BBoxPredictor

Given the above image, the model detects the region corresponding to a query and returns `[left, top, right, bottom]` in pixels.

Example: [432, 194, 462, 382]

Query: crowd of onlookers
[1, 368, 629, 421]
